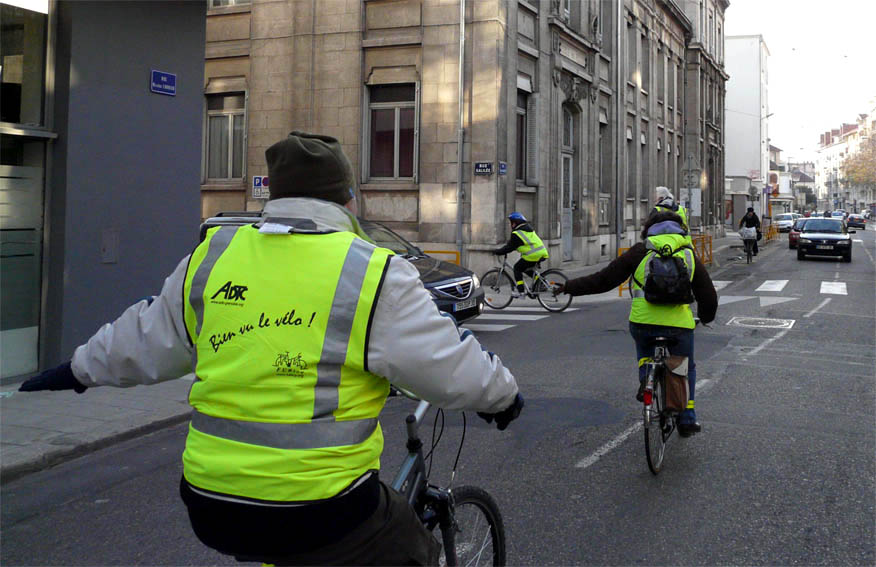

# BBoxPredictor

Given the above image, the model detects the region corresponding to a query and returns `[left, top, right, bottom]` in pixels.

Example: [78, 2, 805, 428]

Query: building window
[640, 131, 648, 212]
[562, 105, 577, 208]
[516, 91, 527, 181]
[626, 134, 635, 199]
[657, 137, 664, 186]
[208, 0, 250, 7]
[367, 84, 416, 180]
[627, 23, 637, 84]
[667, 61, 675, 108]
[599, 111, 609, 192]
[641, 34, 650, 91]
[0, 3, 47, 126]
[656, 51, 665, 104]
[206, 93, 245, 180]
[562, 0, 570, 21]
[599, 197, 610, 225]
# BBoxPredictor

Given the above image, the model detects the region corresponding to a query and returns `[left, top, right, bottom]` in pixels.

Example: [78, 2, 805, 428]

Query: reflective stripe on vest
[513, 229, 548, 261]
[191, 410, 378, 450]
[182, 227, 392, 502]
[628, 234, 696, 329]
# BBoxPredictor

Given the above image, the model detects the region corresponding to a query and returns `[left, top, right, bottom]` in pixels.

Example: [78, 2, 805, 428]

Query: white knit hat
[656, 186, 674, 201]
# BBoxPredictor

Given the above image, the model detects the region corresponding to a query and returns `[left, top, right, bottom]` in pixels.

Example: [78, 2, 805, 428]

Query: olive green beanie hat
[265, 131, 355, 204]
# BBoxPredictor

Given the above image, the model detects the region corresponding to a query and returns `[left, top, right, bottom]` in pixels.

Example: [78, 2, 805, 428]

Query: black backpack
[632, 243, 695, 305]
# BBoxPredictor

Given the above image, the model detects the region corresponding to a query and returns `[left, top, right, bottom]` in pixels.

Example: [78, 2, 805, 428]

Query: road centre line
[820, 281, 847, 295]
[575, 422, 641, 469]
[746, 328, 791, 357]
[804, 298, 832, 318]
[756, 279, 789, 292]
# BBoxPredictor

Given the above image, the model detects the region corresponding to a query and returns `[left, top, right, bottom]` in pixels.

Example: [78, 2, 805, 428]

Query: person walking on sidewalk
[651, 186, 689, 231]
[492, 212, 549, 298]
[19, 131, 523, 566]
[738, 207, 762, 255]
[555, 211, 718, 436]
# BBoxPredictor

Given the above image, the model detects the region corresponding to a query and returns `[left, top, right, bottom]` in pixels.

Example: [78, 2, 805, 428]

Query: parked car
[775, 213, 795, 232]
[847, 214, 866, 229]
[788, 218, 808, 249]
[199, 212, 485, 323]
[796, 218, 855, 262]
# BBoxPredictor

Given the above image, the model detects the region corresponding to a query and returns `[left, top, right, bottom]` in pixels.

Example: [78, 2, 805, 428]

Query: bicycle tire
[482, 269, 514, 310]
[745, 240, 753, 264]
[438, 485, 507, 567]
[534, 269, 573, 312]
[644, 368, 667, 475]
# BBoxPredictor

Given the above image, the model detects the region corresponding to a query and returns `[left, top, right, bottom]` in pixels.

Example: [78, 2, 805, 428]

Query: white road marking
[502, 306, 579, 313]
[477, 314, 548, 321]
[747, 328, 791, 356]
[759, 296, 798, 307]
[462, 324, 515, 332]
[756, 279, 789, 292]
[820, 281, 847, 295]
[804, 298, 832, 318]
[712, 280, 732, 291]
[853, 239, 864, 243]
[575, 422, 641, 469]
[718, 295, 755, 305]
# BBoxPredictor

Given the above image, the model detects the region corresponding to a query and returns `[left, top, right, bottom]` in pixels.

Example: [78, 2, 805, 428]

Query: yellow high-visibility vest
[629, 233, 696, 329]
[182, 225, 393, 502]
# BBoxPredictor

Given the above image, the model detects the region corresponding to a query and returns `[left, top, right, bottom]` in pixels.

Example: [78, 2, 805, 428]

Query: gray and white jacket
[71, 198, 518, 413]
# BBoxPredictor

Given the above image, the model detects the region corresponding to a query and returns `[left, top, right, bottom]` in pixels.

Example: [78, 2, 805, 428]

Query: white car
[775, 213, 795, 232]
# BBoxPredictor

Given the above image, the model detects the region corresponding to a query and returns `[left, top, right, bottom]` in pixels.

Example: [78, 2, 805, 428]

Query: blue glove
[19, 361, 87, 394]
[477, 393, 524, 431]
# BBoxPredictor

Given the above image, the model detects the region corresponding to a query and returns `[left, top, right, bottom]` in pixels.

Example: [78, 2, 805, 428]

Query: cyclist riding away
[556, 211, 717, 437]
[739, 207, 761, 255]
[652, 186, 689, 231]
[20, 131, 524, 566]
[492, 212, 549, 298]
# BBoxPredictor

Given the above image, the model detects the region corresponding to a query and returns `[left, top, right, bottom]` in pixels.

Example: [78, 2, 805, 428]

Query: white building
[724, 35, 770, 216]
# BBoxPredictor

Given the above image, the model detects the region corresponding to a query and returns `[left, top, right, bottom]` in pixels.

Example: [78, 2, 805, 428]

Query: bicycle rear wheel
[745, 240, 753, 264]
[644, 370, 667, 475]
[439, 485, 507, 566]
[481, 269, 514, 309]
[534, 269, 572, 312]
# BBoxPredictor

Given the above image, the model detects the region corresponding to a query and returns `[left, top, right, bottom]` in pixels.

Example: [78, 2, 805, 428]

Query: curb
[1, 412, 191, 483]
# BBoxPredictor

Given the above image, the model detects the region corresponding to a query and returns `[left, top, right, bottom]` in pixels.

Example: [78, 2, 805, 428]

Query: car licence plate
[454, 298, 477, 311]
[816, 245, 833, 250]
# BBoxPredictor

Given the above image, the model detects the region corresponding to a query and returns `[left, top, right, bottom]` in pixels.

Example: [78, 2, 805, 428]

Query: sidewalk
[0, 233, 748, 482]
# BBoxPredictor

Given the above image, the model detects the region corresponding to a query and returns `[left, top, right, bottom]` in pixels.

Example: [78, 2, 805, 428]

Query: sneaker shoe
[527, 292, 537, 299]
[510, 291, 522, 299]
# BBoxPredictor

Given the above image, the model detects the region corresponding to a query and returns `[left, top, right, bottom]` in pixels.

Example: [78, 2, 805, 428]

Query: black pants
[181, 475, 440, 566]
[513, 258, 539, 292]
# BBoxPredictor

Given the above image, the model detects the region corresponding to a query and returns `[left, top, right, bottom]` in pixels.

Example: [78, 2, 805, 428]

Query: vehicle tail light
[643, 390, 653, 406]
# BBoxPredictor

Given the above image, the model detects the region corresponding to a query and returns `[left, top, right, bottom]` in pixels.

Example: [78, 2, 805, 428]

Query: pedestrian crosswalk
[717, 277, 859, 307]
[461, 305, 579, 333]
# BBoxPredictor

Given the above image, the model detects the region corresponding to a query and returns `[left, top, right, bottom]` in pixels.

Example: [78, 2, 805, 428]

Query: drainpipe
[614, 0, 623, 255]
[456, 0, 466, 265]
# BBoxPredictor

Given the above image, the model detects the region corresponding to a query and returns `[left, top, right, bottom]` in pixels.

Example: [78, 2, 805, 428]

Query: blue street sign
[474, 162, 493, 175]
[498, 161, 507, 175]
[150, 70, 176, 96]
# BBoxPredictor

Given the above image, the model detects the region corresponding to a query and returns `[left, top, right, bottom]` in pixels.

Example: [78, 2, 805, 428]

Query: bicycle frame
[493, 255, 544, 294]
[390, 399, 460, 566]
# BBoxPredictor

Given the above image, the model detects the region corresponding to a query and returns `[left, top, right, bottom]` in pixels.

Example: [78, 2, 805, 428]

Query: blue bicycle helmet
[508, 212, 527, 222]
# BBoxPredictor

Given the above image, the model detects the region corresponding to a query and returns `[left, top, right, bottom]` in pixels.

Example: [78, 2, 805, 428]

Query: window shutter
[526, 94, 539, 186]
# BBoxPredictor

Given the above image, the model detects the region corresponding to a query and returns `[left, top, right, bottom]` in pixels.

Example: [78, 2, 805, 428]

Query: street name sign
[150, 70, 176, 96]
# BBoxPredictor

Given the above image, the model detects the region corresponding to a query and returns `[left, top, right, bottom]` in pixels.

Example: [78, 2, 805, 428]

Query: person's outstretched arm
[562, 244, 645, 296]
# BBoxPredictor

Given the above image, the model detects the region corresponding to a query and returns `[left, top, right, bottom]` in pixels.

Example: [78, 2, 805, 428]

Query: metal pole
[456, 0, 466, 265]
[614, 0, 623, 256]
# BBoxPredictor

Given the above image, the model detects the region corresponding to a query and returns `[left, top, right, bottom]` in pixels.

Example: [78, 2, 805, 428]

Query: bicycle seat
[646, 336, 678, 348]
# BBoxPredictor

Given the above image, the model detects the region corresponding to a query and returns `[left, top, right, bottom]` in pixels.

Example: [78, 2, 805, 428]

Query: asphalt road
[2, 227, 874, 566]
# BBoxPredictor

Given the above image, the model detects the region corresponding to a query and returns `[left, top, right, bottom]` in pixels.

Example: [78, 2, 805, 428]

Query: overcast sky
[723, 0, 876, 162]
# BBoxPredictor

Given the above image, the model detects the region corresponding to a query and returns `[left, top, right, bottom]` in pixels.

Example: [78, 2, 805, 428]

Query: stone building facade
[202, 0, 725, 273]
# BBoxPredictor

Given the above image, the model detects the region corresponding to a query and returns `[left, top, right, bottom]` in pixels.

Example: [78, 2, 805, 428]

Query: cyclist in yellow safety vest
[492, 212, 550, 298]
[554, 211, 718, 437]
[652, 186, 689, 231]
[19, 132, 524, 565]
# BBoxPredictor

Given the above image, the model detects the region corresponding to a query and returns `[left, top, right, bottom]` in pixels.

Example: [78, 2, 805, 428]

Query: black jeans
[513, 258, 539, 292]
[181, 475, 440, 566]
